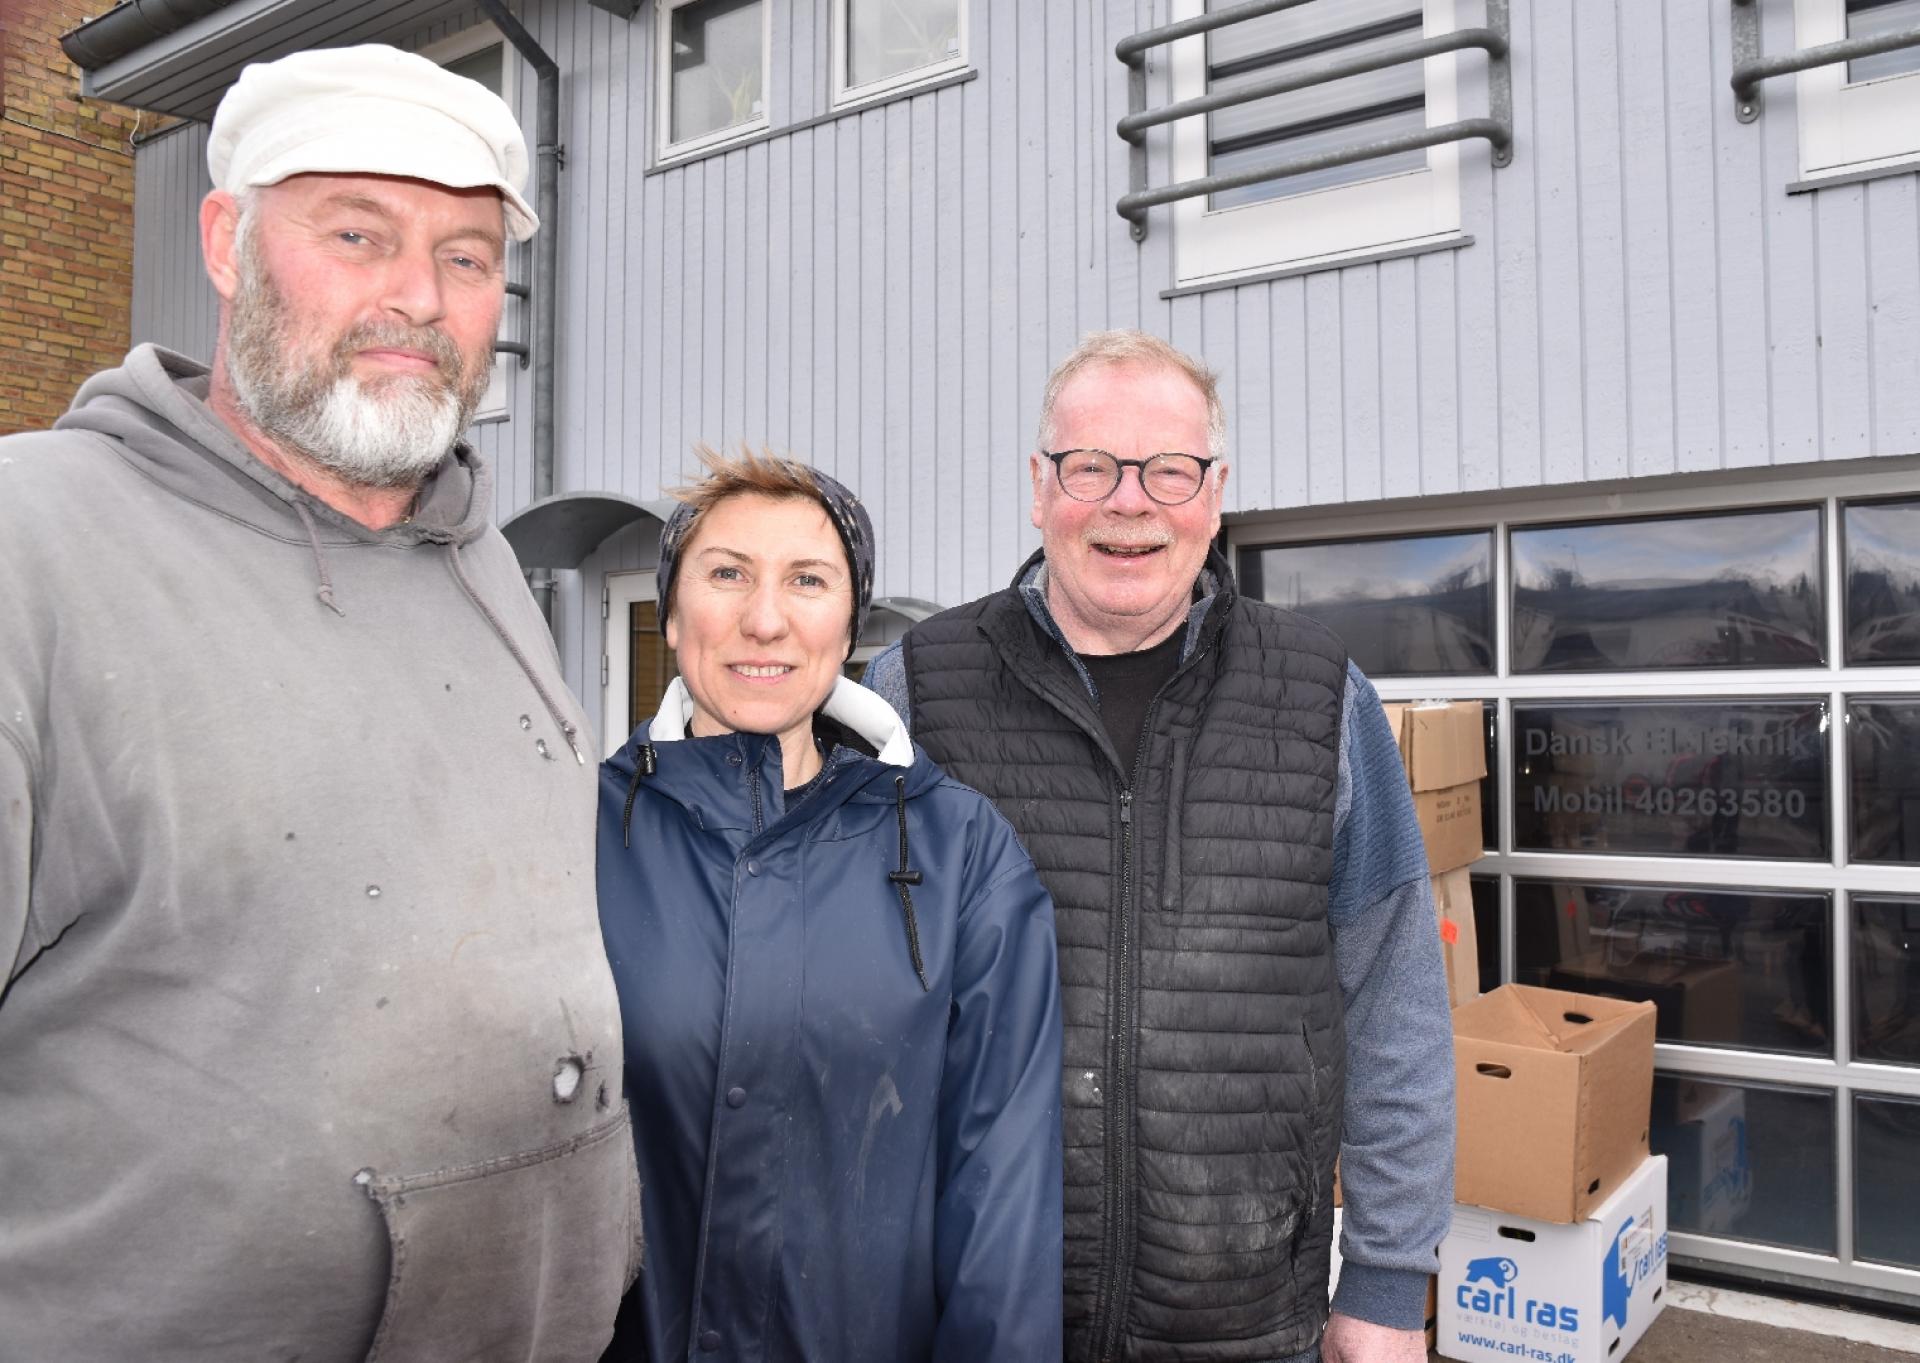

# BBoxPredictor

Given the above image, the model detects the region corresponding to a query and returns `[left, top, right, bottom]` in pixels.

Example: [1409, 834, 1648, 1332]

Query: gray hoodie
[0, 346, 640, 1362]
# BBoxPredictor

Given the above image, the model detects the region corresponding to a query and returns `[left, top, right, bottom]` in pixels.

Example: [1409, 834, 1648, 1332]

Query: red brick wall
[1, 0, 140, 435]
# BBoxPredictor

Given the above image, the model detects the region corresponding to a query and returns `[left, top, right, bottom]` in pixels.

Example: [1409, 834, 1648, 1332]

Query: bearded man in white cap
[0, 45, 640, 1362]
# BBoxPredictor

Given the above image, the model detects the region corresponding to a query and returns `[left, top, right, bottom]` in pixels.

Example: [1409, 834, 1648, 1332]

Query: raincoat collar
[646, 675, 914, 768]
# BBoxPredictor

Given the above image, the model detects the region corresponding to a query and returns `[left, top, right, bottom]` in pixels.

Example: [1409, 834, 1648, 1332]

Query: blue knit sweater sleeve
[1325, 664, 1456, 1330]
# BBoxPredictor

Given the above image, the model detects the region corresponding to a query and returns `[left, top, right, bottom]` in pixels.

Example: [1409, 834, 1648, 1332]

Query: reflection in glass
[1510, 508, 1824, 672]
[1845, 497, 1920, 664]
[628, 600, 678, 738]
[1855, 896, 1920, 1066]
[1512, 700, 1830, 860]
[1856, 1094, 1920, 1270]
[1650, 1076, 1834, 1252]
[847, 0, 961, 89]
[670, 0, 765, 145]
[1514, 880, 1830, 1055]
[1206, 0, 1425, 207]
[1469, 874, 1500, 994]
[1849, 699, 1920, 864]
[1239, 531, 1493, 676]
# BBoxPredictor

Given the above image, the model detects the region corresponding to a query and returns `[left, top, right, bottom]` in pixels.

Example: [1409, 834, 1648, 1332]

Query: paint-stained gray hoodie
[0, 346, 641, 1362]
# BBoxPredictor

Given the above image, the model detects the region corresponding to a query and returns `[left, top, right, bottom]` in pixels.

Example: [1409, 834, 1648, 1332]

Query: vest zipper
[1093, 640, 1213, 1363]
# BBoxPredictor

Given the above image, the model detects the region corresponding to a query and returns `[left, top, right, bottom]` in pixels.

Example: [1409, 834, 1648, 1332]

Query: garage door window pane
[1469, 873, 1500, 994]
[1845, 497, 1920, 664]
[1849, 698, 1920, 864]
[1511, 507, 1824, 673]
[1650, 1076, 1834, 1252]
[1855, 895, 1920, 1065]
[1512, 700, 1830, 859]
[1238, 531, 1493, 676]
[1514, 880, 1830, 1055]
[1855, 1094, 1920, 1270]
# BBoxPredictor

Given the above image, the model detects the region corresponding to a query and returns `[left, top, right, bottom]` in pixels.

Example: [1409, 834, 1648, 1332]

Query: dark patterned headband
[654, 461, 875, 655]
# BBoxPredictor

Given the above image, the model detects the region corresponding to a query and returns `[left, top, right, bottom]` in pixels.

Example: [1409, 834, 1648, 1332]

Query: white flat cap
[208, 43, 538, 240]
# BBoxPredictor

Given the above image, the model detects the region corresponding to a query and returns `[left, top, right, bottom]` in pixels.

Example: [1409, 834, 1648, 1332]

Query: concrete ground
[1432, 1280, 1920, 1363]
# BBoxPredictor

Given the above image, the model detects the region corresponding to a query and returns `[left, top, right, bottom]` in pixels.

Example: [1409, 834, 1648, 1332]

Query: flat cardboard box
[1453, 985, 1657, 1223]
[1439, 1155, 1669, 1363]
[1432, 867, 1481, 1008]
[1382, 701, 1488, 874]
[1547, 951, 1742, 1047]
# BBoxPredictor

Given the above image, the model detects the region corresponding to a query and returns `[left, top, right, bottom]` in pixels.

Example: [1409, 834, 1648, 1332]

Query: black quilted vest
[903, 558, 1348, 1363]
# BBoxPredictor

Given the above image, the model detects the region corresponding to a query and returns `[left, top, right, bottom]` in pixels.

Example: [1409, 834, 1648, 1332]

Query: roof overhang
[500, 491, 676, 572]
[64, 0, 475, 121]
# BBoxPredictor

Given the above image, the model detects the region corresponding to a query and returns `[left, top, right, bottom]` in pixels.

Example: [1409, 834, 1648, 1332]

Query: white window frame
[603, 570, 662, 759]
[830, 0, 970, 109]
[656, 0, 773, 164]
[416, 22, 514, 422]
[1795, 0, 1920, 181]
[1167, 0, 1462, 288]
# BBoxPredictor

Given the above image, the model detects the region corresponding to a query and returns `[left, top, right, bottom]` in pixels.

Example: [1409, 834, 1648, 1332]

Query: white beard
[225, 220, 489, 490]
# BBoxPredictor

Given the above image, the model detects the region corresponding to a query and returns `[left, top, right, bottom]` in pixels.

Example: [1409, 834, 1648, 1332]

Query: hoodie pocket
[359, 1105, 643, 1363]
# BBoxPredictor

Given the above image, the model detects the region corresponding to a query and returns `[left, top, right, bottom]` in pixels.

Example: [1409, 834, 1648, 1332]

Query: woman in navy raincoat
[598, 448, 1064, 1363]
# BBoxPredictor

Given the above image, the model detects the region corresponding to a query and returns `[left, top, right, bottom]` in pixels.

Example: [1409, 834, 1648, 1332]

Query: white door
[602, 570, 672, 759]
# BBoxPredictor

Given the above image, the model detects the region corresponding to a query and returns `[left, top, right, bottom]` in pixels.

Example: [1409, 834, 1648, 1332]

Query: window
[1227, 468, 1920, 1298]
[1650, 1077, 1836, 1252]
[1794, 0, 1920, 180]
[1844, 496, 1920, 664]
[1855, 1093, 1920, 1268]
[658, 0, 769, 161]
[1166, 0, 1462, 286]
[1238, 529, 1493, 676]
[834, 0, 966, 107]
[417, 24, 516, 421]
[1513, 879, 1832, 1055]
[1510, 508, 1825, 673]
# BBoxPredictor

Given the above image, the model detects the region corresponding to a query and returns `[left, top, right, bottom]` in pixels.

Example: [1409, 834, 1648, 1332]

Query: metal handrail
[1114, 0, 1512, 241]
[1732, 0, 1920, 123]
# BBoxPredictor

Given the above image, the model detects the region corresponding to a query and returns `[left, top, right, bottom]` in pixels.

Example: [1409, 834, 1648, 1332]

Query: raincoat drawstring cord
[888, 775, 930, 992]
[622, 743, 656, 848]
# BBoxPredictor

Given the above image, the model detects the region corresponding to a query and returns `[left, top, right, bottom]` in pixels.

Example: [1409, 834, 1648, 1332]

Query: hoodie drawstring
[445, 542, 587, 764]
[622, 743, 657, 848]
[292, 500, 345, 618]
[888, 775, 930, 992]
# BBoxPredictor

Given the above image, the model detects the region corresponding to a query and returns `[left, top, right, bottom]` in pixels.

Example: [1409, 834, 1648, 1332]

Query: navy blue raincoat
[598, 678, 1064, 1363]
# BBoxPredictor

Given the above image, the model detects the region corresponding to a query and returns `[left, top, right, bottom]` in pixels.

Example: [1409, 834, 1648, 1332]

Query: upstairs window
[1794, 0, 1920, 179]
[834, 0, 966, 106]
[658, 0, 769, 161]
[1167, 0, 1463, 286]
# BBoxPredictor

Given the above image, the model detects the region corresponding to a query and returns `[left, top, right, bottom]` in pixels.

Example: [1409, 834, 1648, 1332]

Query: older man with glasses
[866, 329, 1454, 1363]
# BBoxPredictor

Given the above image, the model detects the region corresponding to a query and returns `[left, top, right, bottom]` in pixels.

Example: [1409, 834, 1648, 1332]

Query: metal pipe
[1118, 26, 1507, 143]
[1116, 116, 1509, 224]
[1116, 0, 1316, 66]
[1730, 0, 1920, 122]
[59, 0, 229, 72]
[477, 0, 562, 625]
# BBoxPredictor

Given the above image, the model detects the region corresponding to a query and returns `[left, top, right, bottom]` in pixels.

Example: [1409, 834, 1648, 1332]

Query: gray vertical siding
[127, 0, 1920, 706]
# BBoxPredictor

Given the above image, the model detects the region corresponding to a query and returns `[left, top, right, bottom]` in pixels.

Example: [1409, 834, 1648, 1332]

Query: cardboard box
[1453, 985, 1657, 1223]
[1653, 1084, 1752, 1237]
[1432, 866, 1481, 1008]
[1382, 701, 1487, 873]
[1547, 952, 1742, 1047]
[1439, 1155, 1669, 1363]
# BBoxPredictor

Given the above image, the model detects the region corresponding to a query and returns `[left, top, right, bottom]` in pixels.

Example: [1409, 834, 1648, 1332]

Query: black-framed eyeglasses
[1043, 449, 1216, 506]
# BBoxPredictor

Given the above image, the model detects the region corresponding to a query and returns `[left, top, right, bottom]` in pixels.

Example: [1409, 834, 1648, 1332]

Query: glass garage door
[1236, 481, 1920, 1307]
